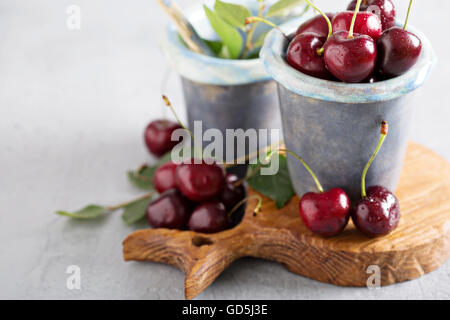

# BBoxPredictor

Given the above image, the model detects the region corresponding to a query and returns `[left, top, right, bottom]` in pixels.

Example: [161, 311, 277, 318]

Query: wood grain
[122, 142, 450, 299]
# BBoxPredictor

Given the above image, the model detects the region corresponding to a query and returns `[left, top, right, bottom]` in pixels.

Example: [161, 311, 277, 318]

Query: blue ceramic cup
[261, 18, 436, 200]
[160, 1, 290, 175]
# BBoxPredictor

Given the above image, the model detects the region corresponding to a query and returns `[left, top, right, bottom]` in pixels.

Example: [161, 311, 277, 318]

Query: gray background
[0, 0, 449, 299]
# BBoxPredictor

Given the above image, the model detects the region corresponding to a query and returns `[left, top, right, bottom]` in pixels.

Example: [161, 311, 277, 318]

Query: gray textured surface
[0, 0, 449, 300]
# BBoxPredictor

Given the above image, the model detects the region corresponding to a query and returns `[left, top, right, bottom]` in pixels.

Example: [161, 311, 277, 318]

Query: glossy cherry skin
[221, 174, 246, 211]
[332, 11, 382, 41]
[187, 202, 230, 233]
[175, 159, 226, 202]
[286, 33, 333, 80]
[296, 13, 335, 37]
[352, 185, 400, 237]
[377, 27, 422, 78]
[153, 161, 178, 194]
[347, 0, 396, 30]
[299, 188, 351, 237]
[144, 120, 182, 157]
[146, 189, 192, 229]
[324, 31, 377, 83]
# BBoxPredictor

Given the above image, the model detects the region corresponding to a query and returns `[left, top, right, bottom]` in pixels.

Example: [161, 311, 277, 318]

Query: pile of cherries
[143, 97, 246, 234]
[286, 0, 422, 83]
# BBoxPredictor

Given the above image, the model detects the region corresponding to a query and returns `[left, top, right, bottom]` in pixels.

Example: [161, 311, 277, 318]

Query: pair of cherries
[285, 0, 421, 83]
[293, 121, 400, 238]
[144, 96, 246, 234]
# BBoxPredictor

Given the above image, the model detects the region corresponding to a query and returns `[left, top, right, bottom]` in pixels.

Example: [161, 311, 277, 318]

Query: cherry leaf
[214, 0, 251, 29]
[266, 0, 305, 18]
[55, 205, 106, 219]
[204, 5, 243, 59]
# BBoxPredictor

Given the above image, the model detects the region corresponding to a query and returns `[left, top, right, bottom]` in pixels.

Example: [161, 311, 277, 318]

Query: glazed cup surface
[261, 18, 436, 200]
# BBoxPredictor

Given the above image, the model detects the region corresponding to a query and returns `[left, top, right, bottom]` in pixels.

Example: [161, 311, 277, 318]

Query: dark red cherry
[146, 189, 192, 229]
[377, 26, 422, 78]
[144, 120, 182, 157]
[299, 188, 351, 237]
[176, 159, 226, 202]
[296, 13, 335, 37]
[221, 174, 246, 211]
[286, 33, 332, 80]
[324, 31, 377, 83]
[187, 202, 230, 233]
[153, 161, 178, 193]
[347, 0, 396, 30]
[352, 185, 400, 237]
[332, 11, 382, 41]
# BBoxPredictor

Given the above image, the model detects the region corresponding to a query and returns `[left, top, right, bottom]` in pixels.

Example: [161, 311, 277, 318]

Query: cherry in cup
[250, 0, 334, 80]
[347, 0, 396, 30]
[352, 121, 400, 237]
[324, 0, 377, 83]
[332, 11, 382, 41]
[377, 0, 422, 78]
[295, 13, 335, 37]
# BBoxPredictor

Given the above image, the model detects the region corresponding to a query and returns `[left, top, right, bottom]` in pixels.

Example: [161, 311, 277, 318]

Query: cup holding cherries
[280, 0, 422, 83]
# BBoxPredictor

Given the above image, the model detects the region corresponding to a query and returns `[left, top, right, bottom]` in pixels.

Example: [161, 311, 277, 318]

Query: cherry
[278, 149, 351, 237]
[347, 0, 396, 30]
[295, 13, 335, 37]
[221, 174, 246, 211]
[187, 202, 230, 233]
[176, 159, 226, 202]
[332, 11, 382, 41]
[300, 188, 351, 237]
[377, 27, 421, 78]
[352, 185, 400, 237]
[153, 161, 178, 194]
[323, 31, 377, 83]
[377, 2, 421, 78]
[352, 121, 401, 237]
[286, 33, 333, 80]
[144, 120, 182, 157]
[146, 189, 192, 229]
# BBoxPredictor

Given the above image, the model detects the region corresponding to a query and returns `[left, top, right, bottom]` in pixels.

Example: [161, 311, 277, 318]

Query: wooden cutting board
[122, 142, 450, 299]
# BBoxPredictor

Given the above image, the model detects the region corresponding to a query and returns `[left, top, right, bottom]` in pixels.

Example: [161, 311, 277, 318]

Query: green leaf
[214, 0, 251, 29]
[121, 197, 153, 225]
[266, 0, 304, 18]
[247, 154, 295, 209]
[56, 205, 105, 219]
[204, 5, 243, 59]
[204, 39, 223, 55]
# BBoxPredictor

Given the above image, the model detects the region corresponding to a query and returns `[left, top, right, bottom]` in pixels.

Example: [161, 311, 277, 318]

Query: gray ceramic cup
[261, 18, 436, 200]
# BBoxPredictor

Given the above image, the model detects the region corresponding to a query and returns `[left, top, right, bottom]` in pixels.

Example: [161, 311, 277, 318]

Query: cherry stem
[228, 195, 263, 219]
[106, 191, 156, 211]
[245, 17, 289, 40]
[361, 121, 388, 198]
[348, 0, 362, 39]
[301, 0, 332, 56]
[162, 95, 202, 159]
[279, 149, 324, 193]
[303, 0, 332, 39]
[403, 0, 413, 30]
